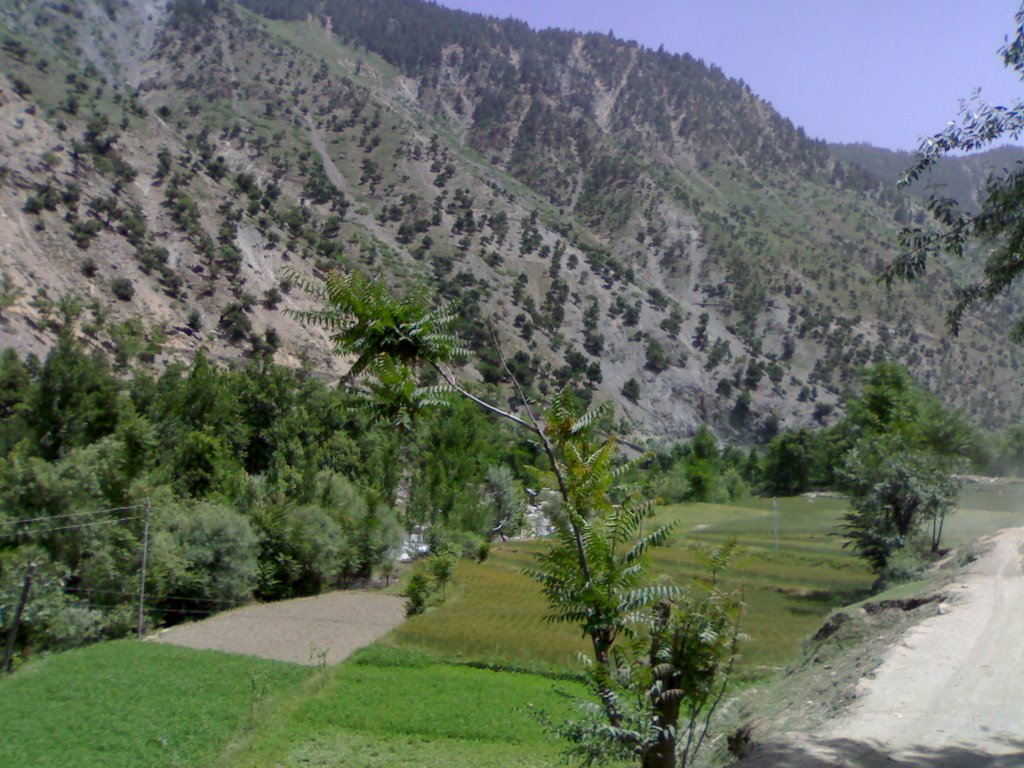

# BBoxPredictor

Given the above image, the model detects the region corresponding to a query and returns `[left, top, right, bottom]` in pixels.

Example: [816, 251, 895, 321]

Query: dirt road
[150, 590, 405, 666]
[735, 528, 1024, 766]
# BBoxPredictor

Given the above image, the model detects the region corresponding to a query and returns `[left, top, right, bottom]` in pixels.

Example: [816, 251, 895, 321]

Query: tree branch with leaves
[287, 268, 741, 767]
[888, 7, 1024, 338]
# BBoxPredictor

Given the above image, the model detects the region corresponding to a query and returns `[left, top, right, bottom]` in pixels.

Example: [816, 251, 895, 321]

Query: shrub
[163, 502, 259, 608]
[404, 568, 432, 616]
[109, 277, 134, 301]
[621, 377, 640, 403]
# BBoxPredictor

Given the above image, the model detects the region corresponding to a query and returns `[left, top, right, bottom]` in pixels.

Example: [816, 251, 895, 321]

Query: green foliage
[480, 464, 528, 540]
[540, 543, 743, 768]
[404, 567, 432, 616]
[889, 7, 1024, 338]
[0, 340, 442, 649]
[840, 438, 964, 573]
[162, 501, 259, 606]
[645, 339, 670, 373]
[27, 334, 120, 460]
[109, 277, 134, 301]
[656, 426, 748, 505]
[427, 549, 457, 598]
[621, 377, 640, 404]
[0, 272, 23, 319]
[286, 269, 466, 429]
[761, 430, 818, 496]
[758, 364, 983, 498]
[291, 270, 738, 766]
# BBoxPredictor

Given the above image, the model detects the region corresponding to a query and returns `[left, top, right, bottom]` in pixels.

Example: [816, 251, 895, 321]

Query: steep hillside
[0, 0, 1020, 438]
[830, 142, 1024, 214]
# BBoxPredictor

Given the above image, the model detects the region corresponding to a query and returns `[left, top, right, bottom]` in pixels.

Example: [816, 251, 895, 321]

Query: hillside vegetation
[0, 0, 1021, 440]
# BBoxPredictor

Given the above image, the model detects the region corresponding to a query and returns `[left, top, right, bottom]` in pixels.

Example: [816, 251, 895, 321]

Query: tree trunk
[642, 707, 678, 768]
[591, 633, 622, 728]
[643, 600, 679, 768]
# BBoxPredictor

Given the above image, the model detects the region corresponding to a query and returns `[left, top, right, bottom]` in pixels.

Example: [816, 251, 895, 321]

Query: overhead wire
[0, 515, 142, 540]
[65, 587, 236, 605]
[0, 505, 146, 528]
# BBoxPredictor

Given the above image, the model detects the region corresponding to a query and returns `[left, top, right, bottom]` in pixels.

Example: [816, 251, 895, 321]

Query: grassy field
[0, 640, 310, 768]
[388, 488, 1024, 676]
[224, 645, 585, 768]
[0, 641, 583, 768]
[4, 488, 1022, 768]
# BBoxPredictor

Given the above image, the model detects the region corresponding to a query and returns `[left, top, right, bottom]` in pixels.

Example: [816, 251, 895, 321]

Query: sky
[435, 0, 1023, 151]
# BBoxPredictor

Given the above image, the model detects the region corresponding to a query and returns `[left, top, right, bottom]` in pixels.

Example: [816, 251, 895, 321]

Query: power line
[0, 516, 142, 540]
[0, 505, 146, 529]
[72, 601, 217, 618]
[66, 587, 236, 605]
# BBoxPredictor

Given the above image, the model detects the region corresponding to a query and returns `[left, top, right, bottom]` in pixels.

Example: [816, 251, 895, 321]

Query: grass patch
[223, 644, 581, 767]
[0, 640, 310, 768]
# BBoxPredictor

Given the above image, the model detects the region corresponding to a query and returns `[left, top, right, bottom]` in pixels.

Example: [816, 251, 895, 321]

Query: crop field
[225, 645, 585, 768]
[388, 489, 1024, 676]
[4, 488, 1022, 768]
[0, 642, 582, 768]
[0, 640, 310, 768]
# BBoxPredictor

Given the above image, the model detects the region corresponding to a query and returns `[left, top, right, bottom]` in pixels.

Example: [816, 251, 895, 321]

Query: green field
[4, 488, 1022, 768]
[0, 642, 581, 768]
[390, 495, 875, 675]
[0, 640, 310, 768]
[388, 488, 1024, 675]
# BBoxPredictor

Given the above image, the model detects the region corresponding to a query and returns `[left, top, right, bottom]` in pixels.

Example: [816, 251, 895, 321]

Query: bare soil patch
[149, 590, 405, 666]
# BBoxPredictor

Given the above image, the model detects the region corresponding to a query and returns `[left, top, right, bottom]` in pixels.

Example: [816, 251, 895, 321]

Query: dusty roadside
[727, 528, 1024, 767]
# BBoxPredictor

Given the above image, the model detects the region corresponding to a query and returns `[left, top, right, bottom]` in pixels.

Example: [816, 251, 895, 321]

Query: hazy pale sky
[436, 0, 1023, 151]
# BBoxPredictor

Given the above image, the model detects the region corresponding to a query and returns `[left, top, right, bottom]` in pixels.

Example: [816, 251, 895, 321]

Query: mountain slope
[0, 0, 1020, 437]
[830, 142, 1024, 214]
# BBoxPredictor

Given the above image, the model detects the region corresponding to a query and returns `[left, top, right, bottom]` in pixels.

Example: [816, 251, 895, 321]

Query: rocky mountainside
[0, 0, 1020, 439]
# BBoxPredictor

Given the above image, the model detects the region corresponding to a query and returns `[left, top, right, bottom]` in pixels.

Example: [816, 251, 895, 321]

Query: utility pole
[773, 496, 779, 552]
[136, 499, 150, 640]
[3, 562, 35, 673]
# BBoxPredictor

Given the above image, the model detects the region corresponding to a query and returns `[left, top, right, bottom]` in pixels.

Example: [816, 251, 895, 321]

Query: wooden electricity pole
[3, 561, 35, 673]
[136, 499, 150, 639]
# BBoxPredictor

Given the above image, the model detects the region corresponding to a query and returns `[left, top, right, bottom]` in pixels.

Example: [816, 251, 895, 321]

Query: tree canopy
[888, 7, 1024, 337]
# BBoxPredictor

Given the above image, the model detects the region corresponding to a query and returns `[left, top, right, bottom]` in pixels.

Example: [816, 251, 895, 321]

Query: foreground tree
[288, 269, 741, 767]
[888, 6, 1024, 336]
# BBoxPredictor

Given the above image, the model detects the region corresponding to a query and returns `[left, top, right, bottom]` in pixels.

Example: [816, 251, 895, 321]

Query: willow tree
[288, 269, 741, 768]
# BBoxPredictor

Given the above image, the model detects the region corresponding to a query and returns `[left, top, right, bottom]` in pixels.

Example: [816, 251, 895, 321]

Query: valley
[3, 2, 1024, 767]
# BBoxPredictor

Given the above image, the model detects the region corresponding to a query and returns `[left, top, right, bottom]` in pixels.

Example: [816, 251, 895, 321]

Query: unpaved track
[150, 590, 405, 666]
[735, 528, 1024, 766]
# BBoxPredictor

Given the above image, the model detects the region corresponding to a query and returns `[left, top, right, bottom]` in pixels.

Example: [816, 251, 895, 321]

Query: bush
[621, 377, 640, 403]
[162, 501, 259, 609]
[404, 568, 432, 616]
[881, 548, 926, 585]
[109, 277, 134, 301]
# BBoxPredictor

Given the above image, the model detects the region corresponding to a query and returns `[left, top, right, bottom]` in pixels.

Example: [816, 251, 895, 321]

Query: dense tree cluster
[0, 328, 536, 657]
